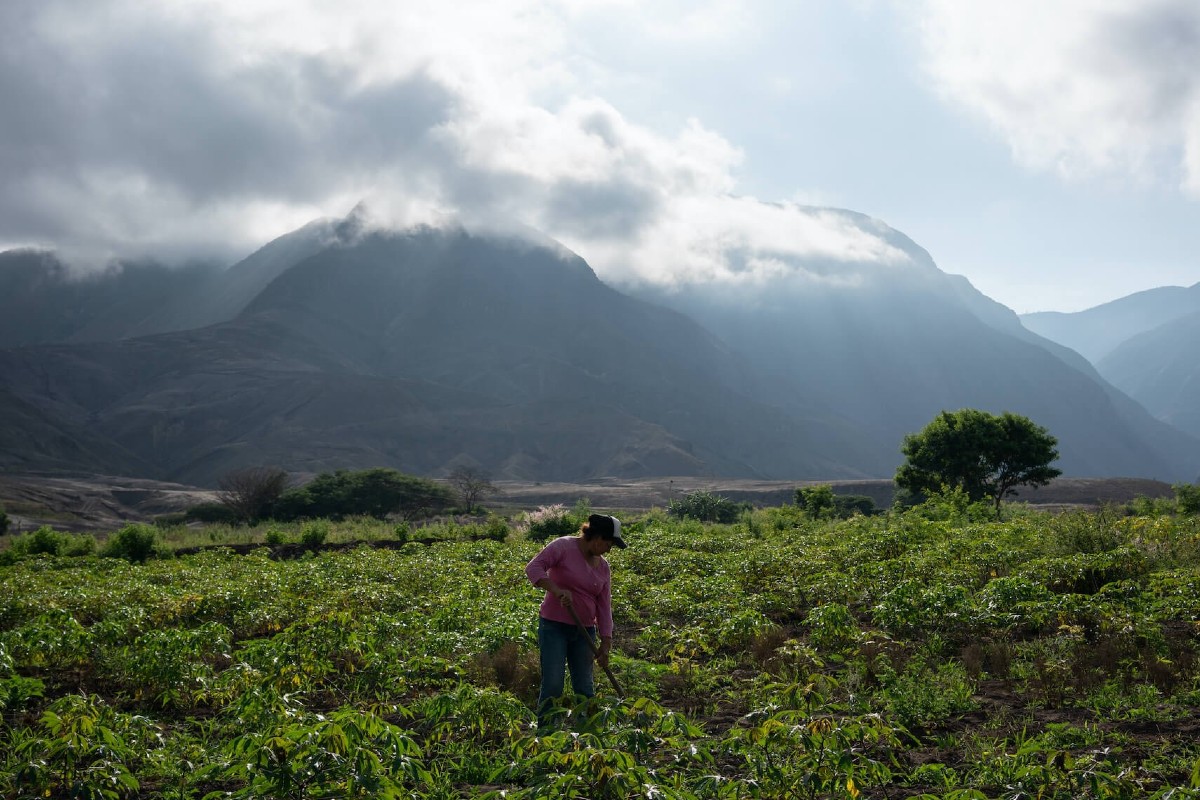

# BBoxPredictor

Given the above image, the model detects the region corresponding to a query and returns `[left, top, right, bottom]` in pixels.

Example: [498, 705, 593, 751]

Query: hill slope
[1097, 309, 1200, 441]
[0, 226, 875, 485]
[2, 215, 1197, 485]
[1020, 283, 1200, 364]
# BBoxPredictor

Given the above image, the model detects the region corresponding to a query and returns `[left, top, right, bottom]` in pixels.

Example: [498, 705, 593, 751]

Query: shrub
[0, 505, 8, 536]
[667, 490, 747, 523]
[8, 527, 96, 559]
[264, 526, 288, 546]
[794, 485, 879, 519]
[519, 505, 578, 542]
[482, 515, 510, 542]
[1174, 483, 1200, 516]
[185, 502, 241, 524]
[833, 494, 879, 517]
[101, 524, 162, 563]
[11, 526, 69, 557]
[300, 520, 329, 548]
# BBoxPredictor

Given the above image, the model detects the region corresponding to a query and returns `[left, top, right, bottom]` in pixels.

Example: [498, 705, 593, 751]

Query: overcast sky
[2, 0, 1198, 313]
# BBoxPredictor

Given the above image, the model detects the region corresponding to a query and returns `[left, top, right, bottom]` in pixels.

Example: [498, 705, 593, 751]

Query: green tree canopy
[895, 409, 1062, 517]
[274, 468, 454, 521]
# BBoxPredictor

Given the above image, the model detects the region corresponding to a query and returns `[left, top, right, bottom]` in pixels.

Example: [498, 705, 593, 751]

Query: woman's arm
[533, 576, 573, 608]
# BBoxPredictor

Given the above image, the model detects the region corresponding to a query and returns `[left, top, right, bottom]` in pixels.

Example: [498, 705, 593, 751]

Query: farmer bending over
[525, 513, 625, 726]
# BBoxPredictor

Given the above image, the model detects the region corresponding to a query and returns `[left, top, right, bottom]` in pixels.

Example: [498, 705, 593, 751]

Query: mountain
[1017, 282, 1200, 445]
[0, 219, 339, 348]
[1097, 309, 1200, 440]
[1, 213, 1197, 486]
[1020, 283, 1200, 364]
[0, 250, 223, 346]
[629, 217, 1199, 482]
[0, 226, 876, 485]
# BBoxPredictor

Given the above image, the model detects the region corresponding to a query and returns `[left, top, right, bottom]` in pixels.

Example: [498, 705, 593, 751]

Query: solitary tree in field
[447, 465, 498, 512]
[217, 466, 290, 523]
[896, 409, 1061, 518]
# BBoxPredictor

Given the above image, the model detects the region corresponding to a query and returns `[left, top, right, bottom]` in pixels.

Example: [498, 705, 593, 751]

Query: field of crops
[3, 497, 1200, 799]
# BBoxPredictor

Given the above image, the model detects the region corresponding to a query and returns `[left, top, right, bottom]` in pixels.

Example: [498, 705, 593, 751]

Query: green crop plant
[9, 694, 151, 799]
[2, 500, 1200, 796]
[213, 707, 430, 798]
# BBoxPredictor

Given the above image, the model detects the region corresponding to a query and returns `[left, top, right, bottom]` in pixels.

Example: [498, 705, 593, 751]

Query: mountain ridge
[2, 215, 1198, 486]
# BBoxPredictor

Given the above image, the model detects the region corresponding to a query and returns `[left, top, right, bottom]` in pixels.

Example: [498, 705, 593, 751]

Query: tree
[274, 468, 455, 521]
[216, 466, 291, 523]
[0, 504, 8, 536]
[895, 409, 1061, 518]
[795, 485, 835, 518]
[446, 465, 498, 512]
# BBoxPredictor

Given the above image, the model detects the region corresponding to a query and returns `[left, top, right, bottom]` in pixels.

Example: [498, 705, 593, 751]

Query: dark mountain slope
[0, 250, 223, 346]
[0, 227, 875, 485]
[632, 231, 1200, 480]
[0, 219, 337, 349]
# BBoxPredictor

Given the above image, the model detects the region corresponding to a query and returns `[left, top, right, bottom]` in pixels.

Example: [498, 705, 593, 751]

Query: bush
[186, 502, 241, 524]
[8, 527, 96, 559]
[0, 505, 8, 536]
[300, 521, 329, 548]
[520, 505, 578, 542]
[1174, 483, 1200, 516]
[667, 490, 747, 524]
[101, 524, 162, 563]
[265, 526, 288, 546]
[482, 515, 510, 542]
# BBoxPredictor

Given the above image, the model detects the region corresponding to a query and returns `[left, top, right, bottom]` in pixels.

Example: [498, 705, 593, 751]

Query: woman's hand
[597, 637, 612, 669]
[553, 587, 573, 609]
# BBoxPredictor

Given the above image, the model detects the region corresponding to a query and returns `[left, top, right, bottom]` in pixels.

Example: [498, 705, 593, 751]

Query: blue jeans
[537, 617, 595, 724]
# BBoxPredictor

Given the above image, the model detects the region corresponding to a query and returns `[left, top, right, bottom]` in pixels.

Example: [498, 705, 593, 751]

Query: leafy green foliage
[100, 524, 162, 563]
[300, 520, 329, 547]
[518, 504, 578, 542]
[185, 501, 241, 524]
[7, 526, 96, 558]
[795, 485, 880, 518]
[1175, 482, 1200, 515]
[666, 490, 746, 523]
[2, 503, 1199, 798]
[274, 468, 454, 521]
[897, 408, 1062, 516]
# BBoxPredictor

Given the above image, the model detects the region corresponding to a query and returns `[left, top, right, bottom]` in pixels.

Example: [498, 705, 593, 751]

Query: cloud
[912, 0, 1200, 194]
[0, 0, 917, 287]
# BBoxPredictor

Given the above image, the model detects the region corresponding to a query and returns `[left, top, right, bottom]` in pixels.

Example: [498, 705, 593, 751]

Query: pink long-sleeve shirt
[525, 535, 613, 638]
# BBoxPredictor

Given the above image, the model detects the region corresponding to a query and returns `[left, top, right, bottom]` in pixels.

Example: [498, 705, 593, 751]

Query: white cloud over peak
[913, 0, 1200, 194]
[0, 0, 917, 286]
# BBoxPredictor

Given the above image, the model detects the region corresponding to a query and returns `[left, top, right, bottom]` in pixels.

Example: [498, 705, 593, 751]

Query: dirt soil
[0, 473, 1176, 534]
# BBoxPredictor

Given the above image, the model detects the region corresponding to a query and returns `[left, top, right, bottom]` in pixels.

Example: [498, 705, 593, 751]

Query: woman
[525, 513, 625, 724]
